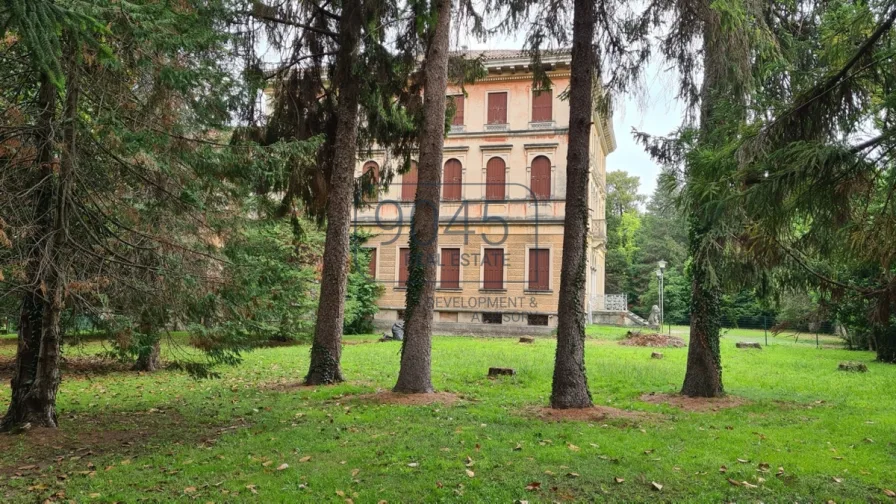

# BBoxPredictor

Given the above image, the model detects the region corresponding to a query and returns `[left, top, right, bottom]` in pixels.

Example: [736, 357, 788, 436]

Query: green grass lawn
[1, 328, 894, 503]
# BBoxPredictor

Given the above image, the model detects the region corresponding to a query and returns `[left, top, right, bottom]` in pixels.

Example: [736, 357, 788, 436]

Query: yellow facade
[353, 51, 615, 332]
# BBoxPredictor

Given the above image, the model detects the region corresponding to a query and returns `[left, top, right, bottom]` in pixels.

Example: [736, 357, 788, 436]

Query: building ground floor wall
[358, 221, 605, 334]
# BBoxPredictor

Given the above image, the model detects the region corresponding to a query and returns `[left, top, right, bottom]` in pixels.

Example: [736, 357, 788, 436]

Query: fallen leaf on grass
[465, 456, 474, 467]
[567, 444, 580, 452]
[525, 482, 541, 491]
[351, 468, 360, 477]
[776, 467, 785, 477]
[727, 478, 741, 486]
[737, 458, 750, 464]
[262, 461, 272, 467]
[184, 487, 197, 494]
[742, 481, 758, 489]
[884, 489, 896, 498]
[407, 462, 418, 468]
[299, 456, 311, 463]
[614, 477, 624, 484]
[651, 482, 663, 491]
[465, 469, 475, 478]
[336, 490, 346, 497]
[566, 472, 580, 478]
[277, 464, 289, 471]
[832, 477, 842, 484]
[719, 465, 727, 473]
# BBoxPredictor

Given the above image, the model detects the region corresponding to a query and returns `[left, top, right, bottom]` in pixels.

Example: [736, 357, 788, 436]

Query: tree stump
[651, 352, 663, 359]
[488, 367, 516, 377]
[736, 342, 762, 350]
[519, 337, 535, 344]
[838, 361, 868, 372]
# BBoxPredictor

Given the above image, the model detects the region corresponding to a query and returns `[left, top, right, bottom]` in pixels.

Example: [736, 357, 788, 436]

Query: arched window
[485, 157, 506, 200]
[401, 161, 418, 201]
[362, 161, 379, 202]
[443, 159, 462, 201]
[530, 156, 551, 200]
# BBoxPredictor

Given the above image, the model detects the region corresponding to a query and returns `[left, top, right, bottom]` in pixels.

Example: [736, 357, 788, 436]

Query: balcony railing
[484, 123, 509, 132]
[529, 120, 556, 130]
[592, 294, 628, 312]
[449, 124, 466, 134]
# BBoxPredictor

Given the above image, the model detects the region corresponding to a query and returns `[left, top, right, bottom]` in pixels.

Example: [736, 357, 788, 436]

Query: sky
[467, 36, 687, 198]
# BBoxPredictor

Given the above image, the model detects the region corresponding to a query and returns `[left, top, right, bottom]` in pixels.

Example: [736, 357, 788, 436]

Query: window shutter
[487, 92, 507, 124]
[483, 249, 504, 289]
[440, 248, 460, 289]
[485, 157, 506, 200]
[528, 249, 549, 290]
[443, 159, 463, 200]
[452, 95, 464, 126]
[530, 156, 551, 200]
[367, 248, 377, 278]
[398, 248, 410, 287]
[401, 162, 418, 201]
[532, 90, 552, 122]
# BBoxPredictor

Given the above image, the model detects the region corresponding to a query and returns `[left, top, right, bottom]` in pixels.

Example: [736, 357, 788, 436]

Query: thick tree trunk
[305, 0, 364, 385]
[550, 0, 595, 410]
[679, 1, 728, 398]
[393, 0, 452, 394]
[680, 254, 723, 396]
[2, 65, 76, 430]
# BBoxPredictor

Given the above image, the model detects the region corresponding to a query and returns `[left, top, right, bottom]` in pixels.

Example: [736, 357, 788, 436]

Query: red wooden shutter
[483, 249, 504, 289]
[402, 161, 418, 201]
[485, 157, 505, 200]
[452, 95, 464, 126]
[528, 249, 549, 290]
[487, 92, 507, 124]
[367, 248, 377, 278]
[363, 161, 379, 202]
[440, 248, 460, 289]
[443, 159, 462, 201]
[532, 90, 552, 122]
[530, 156, 551, 200]
[398, 248, 410, 287]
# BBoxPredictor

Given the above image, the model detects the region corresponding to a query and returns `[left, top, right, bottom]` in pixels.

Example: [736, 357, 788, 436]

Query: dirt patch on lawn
[619, 331, 686, 348]
[528, 405, 648, 423]
[0, 355, 130, 380]
[0, 409, 248, 476]
[350, 391, 463, 406]
[639, 392, 749, 412]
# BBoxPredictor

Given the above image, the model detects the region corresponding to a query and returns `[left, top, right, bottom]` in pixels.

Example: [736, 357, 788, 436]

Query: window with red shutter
[443, 159, 462, 201]
[530, 156, 551, 200]
[482, 249, 504, 290]
[440, 248, 460, 289]
[532, 90, 552, 122]
[402, 161, 418, 201]
[485, 157, 506, 200]
[451, 95, 464, 126]
[398, 248, 410, 287]
[487, 92, 507, 124]
[528, 249, 550, 290]
[367, 248, 377, 278]
[362, 161, 379, 202]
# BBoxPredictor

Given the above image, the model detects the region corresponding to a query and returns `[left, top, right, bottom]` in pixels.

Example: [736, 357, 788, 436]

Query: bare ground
[526, 405, 649, 423]
[639, 392, 749, 412]
[619, 331, 687, 348]
[349, 391, 463, 406]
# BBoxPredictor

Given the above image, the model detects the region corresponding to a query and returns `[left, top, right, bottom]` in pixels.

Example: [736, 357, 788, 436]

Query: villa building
[352, 50, 615, 334]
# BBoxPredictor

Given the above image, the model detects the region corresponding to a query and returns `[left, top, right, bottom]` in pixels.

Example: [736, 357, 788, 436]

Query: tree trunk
[304, 0, 364, 385]
[550, 0, 595, 409]
[134, 338, 162, 372]
[393, 0, 452, 394]
[680, 252, 723, 396]
[2, 63, 77, 430]
[679, 2, 737, 398]
[875, 326, 896, 363]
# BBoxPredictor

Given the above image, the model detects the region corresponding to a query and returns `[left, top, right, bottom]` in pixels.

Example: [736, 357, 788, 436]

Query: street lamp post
[657, 260, 666, 331]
